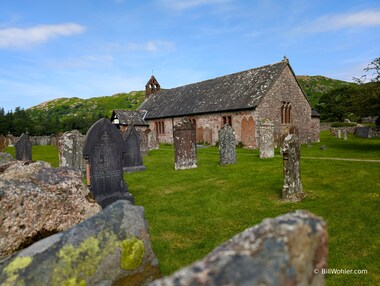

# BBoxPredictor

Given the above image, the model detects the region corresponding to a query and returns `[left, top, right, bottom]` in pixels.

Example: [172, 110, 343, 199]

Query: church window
[222, 116, 232, 126]
[281, 102, 291, 124]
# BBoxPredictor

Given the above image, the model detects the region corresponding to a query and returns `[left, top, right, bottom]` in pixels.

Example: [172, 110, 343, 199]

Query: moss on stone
[3, 256, 33, 286]
[120, 237, 145, 270]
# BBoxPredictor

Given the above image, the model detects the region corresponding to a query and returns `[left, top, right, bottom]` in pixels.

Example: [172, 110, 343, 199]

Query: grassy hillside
[28, 91, 145, 119]
[297, 75, 356, 108]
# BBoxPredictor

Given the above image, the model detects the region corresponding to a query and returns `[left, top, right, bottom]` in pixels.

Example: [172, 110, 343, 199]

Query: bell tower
[145, 75, 160, 98]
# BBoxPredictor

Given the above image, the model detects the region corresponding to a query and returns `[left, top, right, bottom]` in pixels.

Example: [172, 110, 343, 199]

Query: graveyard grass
[5, 131, 380, 285]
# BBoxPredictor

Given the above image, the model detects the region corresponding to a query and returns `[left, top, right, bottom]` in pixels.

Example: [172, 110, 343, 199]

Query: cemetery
[0, 128, 379, 285]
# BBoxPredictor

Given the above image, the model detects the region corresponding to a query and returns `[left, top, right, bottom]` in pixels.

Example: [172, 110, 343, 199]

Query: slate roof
[311, 109, 321, 117]
[138, 61, 289, 119]
[111, 110, 148, 126]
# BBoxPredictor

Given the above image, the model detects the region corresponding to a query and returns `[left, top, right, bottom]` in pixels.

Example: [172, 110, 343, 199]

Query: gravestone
[6, 133, 15, 146]
[123, 125, 146, 172]
[83, 118, 134, 208]
[343, 130, 348, 140]
[15, 133, 32, 161]
[218, 125, 236, 165]
[147, 128, 159, 150]
[137, 128, 149, 156]
[281, 134, 304, 202]
[58, 130, 85, 171]
[259, 119, 274, 158]
[173, 119, 197, 170]
[337, 129, 341, 138]
[0, 134, 6, 152]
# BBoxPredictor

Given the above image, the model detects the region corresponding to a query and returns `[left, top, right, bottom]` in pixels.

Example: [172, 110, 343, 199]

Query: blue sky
[1, 0, 379, 112]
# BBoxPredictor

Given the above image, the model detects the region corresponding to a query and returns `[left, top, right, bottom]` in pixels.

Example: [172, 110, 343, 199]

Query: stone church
[131, 58, 320, 148]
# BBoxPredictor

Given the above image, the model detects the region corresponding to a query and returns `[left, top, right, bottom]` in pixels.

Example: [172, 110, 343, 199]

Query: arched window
[281, 102, 291, 124]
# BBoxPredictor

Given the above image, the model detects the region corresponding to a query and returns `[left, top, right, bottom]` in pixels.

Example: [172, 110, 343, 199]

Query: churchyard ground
[4, 131, 380, 285]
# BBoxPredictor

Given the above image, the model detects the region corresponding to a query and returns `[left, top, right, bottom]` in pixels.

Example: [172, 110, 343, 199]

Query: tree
[353, 56, 380, 83]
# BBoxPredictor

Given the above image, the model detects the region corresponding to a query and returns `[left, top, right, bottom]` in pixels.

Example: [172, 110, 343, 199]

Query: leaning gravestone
[58, 130, 85, 171]
[281, 134, 304, 202]
[15, 132, 32, 161]
[83, 118, 134, 208]
[0, 134, 6, 152]
[259, 119, 274, 158]
[218, 125, 236, 165]
[123, 125, 146, 172]
[173, 119, 197, 170]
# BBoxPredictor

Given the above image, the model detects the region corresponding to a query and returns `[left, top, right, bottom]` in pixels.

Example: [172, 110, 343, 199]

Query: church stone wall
[255, 66, 312, 146]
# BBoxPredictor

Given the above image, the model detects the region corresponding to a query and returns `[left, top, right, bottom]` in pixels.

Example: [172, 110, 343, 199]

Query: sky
[0, 0, 379, 112]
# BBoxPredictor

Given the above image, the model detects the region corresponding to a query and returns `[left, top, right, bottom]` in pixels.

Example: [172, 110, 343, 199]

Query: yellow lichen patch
[3, 256, 33, 286]
[52, 232, 119, 286]
[120, 237, 145, 270]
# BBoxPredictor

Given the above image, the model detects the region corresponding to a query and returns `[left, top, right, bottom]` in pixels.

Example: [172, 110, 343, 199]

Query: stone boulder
[0, 161, 101, 259]
[0, 152, 14, 164]
[150, 210, 328, 286]
[0, 200, 161, 286]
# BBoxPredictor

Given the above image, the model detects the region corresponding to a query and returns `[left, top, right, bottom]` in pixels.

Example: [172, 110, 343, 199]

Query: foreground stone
[150, 210, 327, 286]
[0, 161, 101, 259]
[0, 200, 160, 286]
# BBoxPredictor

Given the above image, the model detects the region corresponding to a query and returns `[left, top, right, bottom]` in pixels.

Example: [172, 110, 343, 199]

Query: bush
[331, 122, 357, 127]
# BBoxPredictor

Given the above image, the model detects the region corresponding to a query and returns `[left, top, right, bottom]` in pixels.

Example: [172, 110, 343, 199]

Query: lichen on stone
[52, 232, 119, 286]
[3, 256, 33, 286]
[120, 237, 145, 270]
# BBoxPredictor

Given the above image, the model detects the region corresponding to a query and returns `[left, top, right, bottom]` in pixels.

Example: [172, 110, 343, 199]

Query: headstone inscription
[173, 119, 197, 170]
[58, 130, 85, 171]
[15, 133, 32, 161]
[0, 134, 6, 152]
[259, 119, 275, 158]
[83, 118, 134, 208]
[281, 134, 304, 202]
[218, 125, 236, 165]
[123, 125, 146, 172]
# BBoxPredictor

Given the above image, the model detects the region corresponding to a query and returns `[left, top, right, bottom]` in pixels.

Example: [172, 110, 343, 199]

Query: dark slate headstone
[173, 119, 197, 170]
[0, 134, 6, 152]
[218, 125, 236, 165]
[15, 133, 32, 161]
[123, 125, 146, 173]
[83, 118, 134, 208]
[281, 134, 304, 202]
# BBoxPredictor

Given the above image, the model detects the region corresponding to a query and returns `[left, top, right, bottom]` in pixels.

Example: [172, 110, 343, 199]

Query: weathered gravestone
[137, 128, 149, 156]
[0, 134, 6, 152]
[123, 125, 146, 172]
[58, 130, 85, 171]
[337, 129, 341, 139]
[281, 134, 304, 202]
[218, 125, 236, 165]
[15, 132, 32, 161]
[173, 119, 197, 170]
[259, 119, 275, 158]
[147, 128, 159, 150]
[343, 129, 348, 140]
[83, 118, 134, 208]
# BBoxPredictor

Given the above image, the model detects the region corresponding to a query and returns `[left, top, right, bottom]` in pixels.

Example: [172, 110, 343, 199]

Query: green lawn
[3, 131, 380, 285]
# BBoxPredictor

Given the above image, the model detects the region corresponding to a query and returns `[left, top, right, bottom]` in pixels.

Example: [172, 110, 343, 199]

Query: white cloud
[0, 23, 86, 49]
[294, 9, 380, 33]
[127, 41, 175, 52]
[161, 0, 230, 11]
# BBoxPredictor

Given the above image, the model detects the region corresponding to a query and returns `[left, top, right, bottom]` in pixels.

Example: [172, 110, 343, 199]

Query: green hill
[28, 91, 145, 119]
[296, 75, 355, 108]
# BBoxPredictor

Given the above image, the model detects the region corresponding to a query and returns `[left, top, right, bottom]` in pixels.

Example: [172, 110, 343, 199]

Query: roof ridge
[164, 60, 287, 91]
